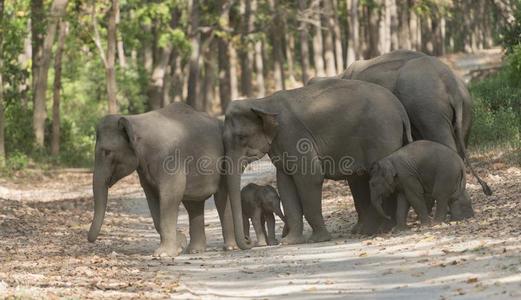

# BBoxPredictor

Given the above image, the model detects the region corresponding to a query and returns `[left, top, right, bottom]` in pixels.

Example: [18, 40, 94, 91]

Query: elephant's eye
[237, 134, 247, 143]
[103, 149, 112, 157]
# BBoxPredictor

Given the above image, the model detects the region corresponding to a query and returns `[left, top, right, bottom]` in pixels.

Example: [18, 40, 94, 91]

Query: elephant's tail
[453, 100, 493, 196]
[400, 107, 413, 145]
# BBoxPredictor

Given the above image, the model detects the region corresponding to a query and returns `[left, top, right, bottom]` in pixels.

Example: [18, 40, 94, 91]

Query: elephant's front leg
[140, 178, 160, 233]
[277, 170, 306, 245]
[433, 195, 449, 224]
[214, 184, 238, 251]
[395, 193, 410, 231]
[251, 209, 268, 246]
[348, 175, 385, 235]
[154, 177, 185, 257]
[293, 174, 331, 243]
[183, 200, 207, 253]
[402, 180, 431, 226]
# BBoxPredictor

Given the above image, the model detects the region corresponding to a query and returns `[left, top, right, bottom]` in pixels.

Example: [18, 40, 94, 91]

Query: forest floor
[1, 147, 520, 299]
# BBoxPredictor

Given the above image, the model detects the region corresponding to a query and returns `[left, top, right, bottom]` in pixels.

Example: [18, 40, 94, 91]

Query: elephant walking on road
[224, 79, 413, 249]
[88, 103, 237, 257]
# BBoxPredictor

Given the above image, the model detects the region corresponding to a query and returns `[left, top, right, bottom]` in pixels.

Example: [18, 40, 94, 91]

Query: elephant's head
[223, 101, 279, 249]
[369, 160, 397, 219]
[87, 115, 139, 242]
[449, 190, 474, 221]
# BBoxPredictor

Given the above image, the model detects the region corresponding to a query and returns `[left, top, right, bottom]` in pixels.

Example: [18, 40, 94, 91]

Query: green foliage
[4, 102, 34, 155]
[5, 151, 29, 171]
[469, 65, 521, 148]
[500, 0, 521, 53]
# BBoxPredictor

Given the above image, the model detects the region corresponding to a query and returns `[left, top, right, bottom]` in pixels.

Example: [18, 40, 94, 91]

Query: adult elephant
[224, 79, 413, 249]
[310, 50, 491, 195]
[87, 103, 237, 257]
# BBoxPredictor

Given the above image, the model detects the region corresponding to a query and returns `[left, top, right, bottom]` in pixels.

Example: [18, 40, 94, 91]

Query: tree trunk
[368, 3, 381, 58]
[409, 2, 420, 51]
[106, 0, 118, 114]
[51, 20, 67, 156]
[346, 0, 359, 65]
[239, 0, 254, 97]
[332, 0, 344, 72]
[229, 44, 239, 100]
[298, 0, 311, 83]
[147, 46, 172, 110]
[323, 0, 337, 76]
[218, 38, 231, 111]
[379, 0, 390, 54]
[187, 0, 202, 109]
[269, 0, 286, 90]
[115, 1, 125, 68]
[32, 0, 69, 147]
[311, 0, 325, 76]
[255, 39, 266, 97]
[387, 0, 398, 50]
[398, 0, 411, 50]
[31, 0, 44, 95]
[0, 0, 5, 165]
[172, 55, 184, 103]
[202, 43, 216, 113]
[285, 32, 297, 87]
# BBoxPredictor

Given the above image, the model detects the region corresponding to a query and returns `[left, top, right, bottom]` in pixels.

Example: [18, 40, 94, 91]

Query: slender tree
[298, 0, 311, 83]
[51, 20, 67, 156]
[0, 0, 5, 165]
[187, 0, 202, 109]
[32, 0, 69, 147]
[346, 0, 359, 64]
[311, 0, 325, 76]
[323, 0, 337, 76]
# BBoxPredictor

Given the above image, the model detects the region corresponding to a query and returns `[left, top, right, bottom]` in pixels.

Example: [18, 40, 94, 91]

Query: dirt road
[1, 150, 521, 299]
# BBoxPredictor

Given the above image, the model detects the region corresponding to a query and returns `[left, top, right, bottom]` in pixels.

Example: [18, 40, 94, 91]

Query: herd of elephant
[87, 50, 492, 257]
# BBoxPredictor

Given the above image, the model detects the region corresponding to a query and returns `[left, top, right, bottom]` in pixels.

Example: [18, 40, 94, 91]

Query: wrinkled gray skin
[87, 103, 237, 257]
[241, 183, 287, 246]
[309, 50, 492, 196]
[369, 140, 474, 231]
[224, 79, 413, 249]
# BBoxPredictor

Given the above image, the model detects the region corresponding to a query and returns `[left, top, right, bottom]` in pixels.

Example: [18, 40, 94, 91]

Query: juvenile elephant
[87, 103, 237, 257]
[369, 140, 474, 230]
[241, 183, 287, 246]
[310, 50, 491, 196]
[224, 78, 413, 249]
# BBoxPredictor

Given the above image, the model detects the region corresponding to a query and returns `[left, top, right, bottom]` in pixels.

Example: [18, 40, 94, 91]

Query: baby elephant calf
[241, 183, 287, 246]
[369, 140, 474, 230]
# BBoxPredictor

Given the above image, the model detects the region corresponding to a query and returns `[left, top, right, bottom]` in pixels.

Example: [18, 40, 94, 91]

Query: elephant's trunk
[88, 170, 108, 242]
[226, 155, 252, 250]
[371, 196, 390, 220]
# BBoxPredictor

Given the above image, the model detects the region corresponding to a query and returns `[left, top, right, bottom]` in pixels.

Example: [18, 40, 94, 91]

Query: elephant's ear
[251, 107, 279, 144]
[118, 117, 139, 151]
[379, 160, 397, 187]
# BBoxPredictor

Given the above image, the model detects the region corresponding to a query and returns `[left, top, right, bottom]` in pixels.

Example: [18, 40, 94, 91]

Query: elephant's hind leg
[183, 200, 207, 254]
[154, 177, 185, 257]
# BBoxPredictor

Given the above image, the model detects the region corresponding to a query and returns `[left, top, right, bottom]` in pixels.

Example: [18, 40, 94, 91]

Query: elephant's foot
[255, 238, 268, 247]
[153, 243, 180, 258]
[377, 218, 396, 233]
[186, 241, 206, 254]
[392, 224, 409, 232]
[351, 219, 381, 236]
[223, 240, 239, 251]
[280, 233, 306, 245]
[308, 229, 332, 243]
[267, 238, 279, 246]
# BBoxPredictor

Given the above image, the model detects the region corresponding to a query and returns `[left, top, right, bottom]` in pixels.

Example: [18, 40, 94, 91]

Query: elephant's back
[285, 79, 408, 173]
[342, 50, 427, 91]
